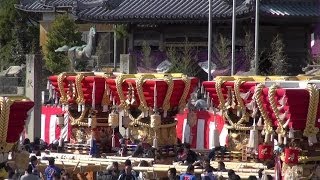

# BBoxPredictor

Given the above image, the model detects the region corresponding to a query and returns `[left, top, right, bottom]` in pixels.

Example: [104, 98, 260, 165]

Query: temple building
[16, 0, 320, 74]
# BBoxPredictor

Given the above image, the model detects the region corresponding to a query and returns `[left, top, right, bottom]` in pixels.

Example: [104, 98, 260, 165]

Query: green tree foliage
[0, 0, 39, 71]
[269, 34, 288, 75]
[215, 34, 230, 68]
[45, 14, 82, 73]
[167, 42, 200, 77]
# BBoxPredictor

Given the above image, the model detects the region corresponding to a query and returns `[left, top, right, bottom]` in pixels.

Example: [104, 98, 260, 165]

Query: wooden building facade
[17, 0, 320, 74]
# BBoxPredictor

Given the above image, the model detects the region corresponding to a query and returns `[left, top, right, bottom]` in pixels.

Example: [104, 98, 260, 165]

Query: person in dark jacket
[118, 160, 137, 180]
[168, 168, 180, 180]
[183, 143, 198, 165]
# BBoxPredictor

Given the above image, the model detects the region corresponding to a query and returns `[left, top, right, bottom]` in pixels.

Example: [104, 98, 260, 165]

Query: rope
[136, 74, 155, 112]
[216, 78, 226, 109]
[75, 73, 85, 105]
[223, 111, 252, 131]
[234, 79, 250, 125]
[268, 84, 286, 136]
[179, 75, 191, 111]
[115, 75, 134, 110]
[254, 84, 273, 135]
[303, 84, 319, 137]
[69, 108, 88, 126]
[57, 72, 68, 104]
[0, 97, 14, 152]
[162, 75, 174, 112]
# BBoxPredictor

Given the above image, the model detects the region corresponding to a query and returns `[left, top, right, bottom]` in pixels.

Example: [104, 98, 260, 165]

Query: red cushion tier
[203, 81, 236, 108]
[106, 77, 198, 109]
[77, 76, 105, 105]
[7, 100, 34, 143]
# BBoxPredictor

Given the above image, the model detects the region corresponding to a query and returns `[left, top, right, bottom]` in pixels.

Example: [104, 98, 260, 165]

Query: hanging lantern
[284, 147, 300, 165]
[108, 112, 119, 128]
[150, 114, 161, 129]
[187, 111, 197, 127]
[258, 144, 273, 160]
[56, 114, 64, 126]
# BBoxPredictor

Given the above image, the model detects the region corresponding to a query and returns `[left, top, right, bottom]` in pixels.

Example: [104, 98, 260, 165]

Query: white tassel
[248, 120, 258, 149]
[236, 107, 241, 117]
[88, 117, 92, 127]
[288, 128, 294, 139]
[46, 80, 50, 90]
[261, 130, 265, 136]
[284, 136, 287, 145]
[278, 134, 283, 144]
[82, 104, 85, 111]
[78, 104, 81, 112]
[257, 116, 263, 126]
[212, 122, 220, 148]
[270, 133, 274, 143]
[41, 91, 45, 104]
[59, 137, 63, 147]
[65, 104, 69, 111]
[264, 133, 269, 143]
[153, 137, 158, 148]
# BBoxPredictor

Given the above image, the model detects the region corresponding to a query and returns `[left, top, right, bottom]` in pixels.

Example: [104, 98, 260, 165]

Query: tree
[0, 0, 39, 71]
[45, 14, 83, 73]
[243, 30, 255, 70]
[215, 34, 230, 68]
[269, 34, 288, 75]
[167, 41, 200, 77]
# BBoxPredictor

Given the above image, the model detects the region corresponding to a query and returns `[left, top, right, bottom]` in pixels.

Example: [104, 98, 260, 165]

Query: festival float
[47, 72, 198, 155]
[0, 96, 34, 178]
[202, 75, 320, 179]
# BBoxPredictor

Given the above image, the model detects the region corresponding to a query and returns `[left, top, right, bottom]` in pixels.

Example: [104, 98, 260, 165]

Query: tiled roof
[76, 0, 250, 22]
[260, 0, 320, 17]
[16, 0, 320, 22]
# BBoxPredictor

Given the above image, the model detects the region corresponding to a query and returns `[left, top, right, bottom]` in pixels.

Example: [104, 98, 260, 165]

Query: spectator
[208, 146, 227, 160]
[248, 176, 257, 180]
[107, 162, 120, 180]
[180, 164, 196, 180]
[44, 158, 61, 180]
[202, 159, 216, 172]
[168, 168, 179, 180]
[30, 156, 39, 177]
[266, 175, 273, 180]
[183, 143, 198, 164]
[118, 160, 137, 180]
[20, 164, 40, 180]
[258, 169, 263, 179]
[217, 161, 227, 172]
[61, 172, 71, 180]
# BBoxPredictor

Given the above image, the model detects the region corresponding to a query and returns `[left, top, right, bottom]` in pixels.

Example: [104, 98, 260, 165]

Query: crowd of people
[15, 136, 273, 180]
